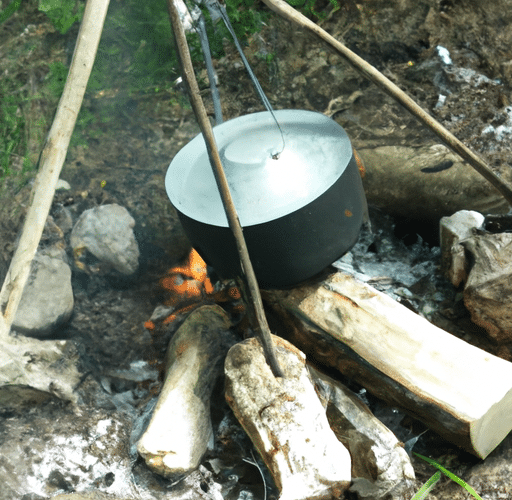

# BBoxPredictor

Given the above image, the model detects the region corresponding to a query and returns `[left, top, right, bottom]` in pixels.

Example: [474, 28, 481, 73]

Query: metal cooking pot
[165, 109, 367, 289]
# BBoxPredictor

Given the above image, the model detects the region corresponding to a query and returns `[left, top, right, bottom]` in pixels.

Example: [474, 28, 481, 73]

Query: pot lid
[166, 109, 353, 227]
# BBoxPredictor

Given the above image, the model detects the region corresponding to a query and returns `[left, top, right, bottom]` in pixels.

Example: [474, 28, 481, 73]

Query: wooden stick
[0, 0, 111, 341]
[166, 0, 284, 378]
[261, 0, 512, 207]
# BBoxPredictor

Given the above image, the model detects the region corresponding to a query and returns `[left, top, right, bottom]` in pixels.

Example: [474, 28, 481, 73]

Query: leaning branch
[0, 0, 111, 340]
[166, 0, 284, 377]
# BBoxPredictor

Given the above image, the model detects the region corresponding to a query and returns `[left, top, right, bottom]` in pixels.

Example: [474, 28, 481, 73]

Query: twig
[166, 0, 284, 378]
[261, 0, 512, 207]
[243, 450, 267, 500]
[0, 0, 111, 340]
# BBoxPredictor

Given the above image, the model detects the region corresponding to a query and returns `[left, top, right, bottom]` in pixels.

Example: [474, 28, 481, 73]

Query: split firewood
[439, 210, 485, 287]
[137, 305, 236, 477]
[462, 231, 512, 344]
[224, 335, 351, 500]
[309, 367, 416, 500]
[264, 271, 512, 459]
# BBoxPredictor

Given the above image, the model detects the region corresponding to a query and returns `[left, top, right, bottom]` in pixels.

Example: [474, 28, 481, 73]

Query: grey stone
[0, 335, 81, 406]
[13, 250, 74, 337]
[70, 204, 139, 275]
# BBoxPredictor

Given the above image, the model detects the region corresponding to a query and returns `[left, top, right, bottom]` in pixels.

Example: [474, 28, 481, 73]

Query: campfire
[134, 210, 512, 500]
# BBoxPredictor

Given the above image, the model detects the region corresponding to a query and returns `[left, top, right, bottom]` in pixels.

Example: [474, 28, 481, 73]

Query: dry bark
[463, 231, 512, 344]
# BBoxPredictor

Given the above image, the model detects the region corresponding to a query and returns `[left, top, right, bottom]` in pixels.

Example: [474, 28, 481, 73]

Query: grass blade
[411, 470, 442, 500]
[414, 453, 483, 500]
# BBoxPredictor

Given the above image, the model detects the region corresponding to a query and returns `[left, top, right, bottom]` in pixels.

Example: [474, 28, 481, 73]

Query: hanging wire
[195, 14, 224, 124]
[196, 0, 286, 157]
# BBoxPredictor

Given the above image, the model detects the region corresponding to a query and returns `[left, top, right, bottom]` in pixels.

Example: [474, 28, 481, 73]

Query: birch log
[137, 305, 236, 477]
[0, 0, 110, 340]
[264, 272, 512, 459]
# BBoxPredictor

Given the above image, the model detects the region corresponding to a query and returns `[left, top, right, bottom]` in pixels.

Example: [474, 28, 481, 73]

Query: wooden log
[439, 210, 485, 287]
[0, 0, 110, 340]
[137, 305, 236, 477]
[264, 272, 512, 459]
[462, 231, 512, 344]
[225, 335, 351, 500]
[309, 367, 416, 500]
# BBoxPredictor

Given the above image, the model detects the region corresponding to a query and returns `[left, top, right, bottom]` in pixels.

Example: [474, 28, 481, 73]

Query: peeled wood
[137, 305, 236, 477]
[264, 272, 512, 459]
[309, 367, 416, 500]
[225, 335, 351, 500]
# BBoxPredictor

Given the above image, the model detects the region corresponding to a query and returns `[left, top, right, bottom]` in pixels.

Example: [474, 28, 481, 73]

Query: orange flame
[145, 248, 243, 331]
[353, 148, 366, 178]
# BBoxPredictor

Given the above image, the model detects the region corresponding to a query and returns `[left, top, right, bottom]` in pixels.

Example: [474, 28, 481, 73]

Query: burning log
[224, 335, 352, 500]
[137, 304, 236, 477]
[264, 271, 512, 459]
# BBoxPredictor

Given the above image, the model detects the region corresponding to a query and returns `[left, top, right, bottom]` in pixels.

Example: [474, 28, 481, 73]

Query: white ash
[333, 219, 445, 320]
[436, 45, 452, 65]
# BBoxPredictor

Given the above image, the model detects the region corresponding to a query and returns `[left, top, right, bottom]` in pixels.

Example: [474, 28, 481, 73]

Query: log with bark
[224, 334, 352, 500]
[462, 230, 512, 344]
[137, 305, 236, 477]
[264, 271, 512, 459]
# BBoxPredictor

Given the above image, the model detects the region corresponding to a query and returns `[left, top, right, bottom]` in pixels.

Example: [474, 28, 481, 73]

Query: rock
[224, 335, 351, 500]
[439, 210, 485, 287]
[359, 144, 510, 222]
[462, 231, 512, 344]
[70, 204, 139, 275]
[13, 249, 74, 337]
[137, 305, 236, 478]
[309, 367, 416, 500]
[0, 335, 81, 407]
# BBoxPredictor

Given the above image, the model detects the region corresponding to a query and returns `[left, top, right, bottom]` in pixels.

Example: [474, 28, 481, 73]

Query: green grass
[413, 453, 483, 499]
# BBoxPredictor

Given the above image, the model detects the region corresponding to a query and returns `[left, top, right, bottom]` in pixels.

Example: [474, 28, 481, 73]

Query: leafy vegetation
[0, 0, 274, 188]
[286, 0, 340, 19]
[38, 0, 84, 34]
